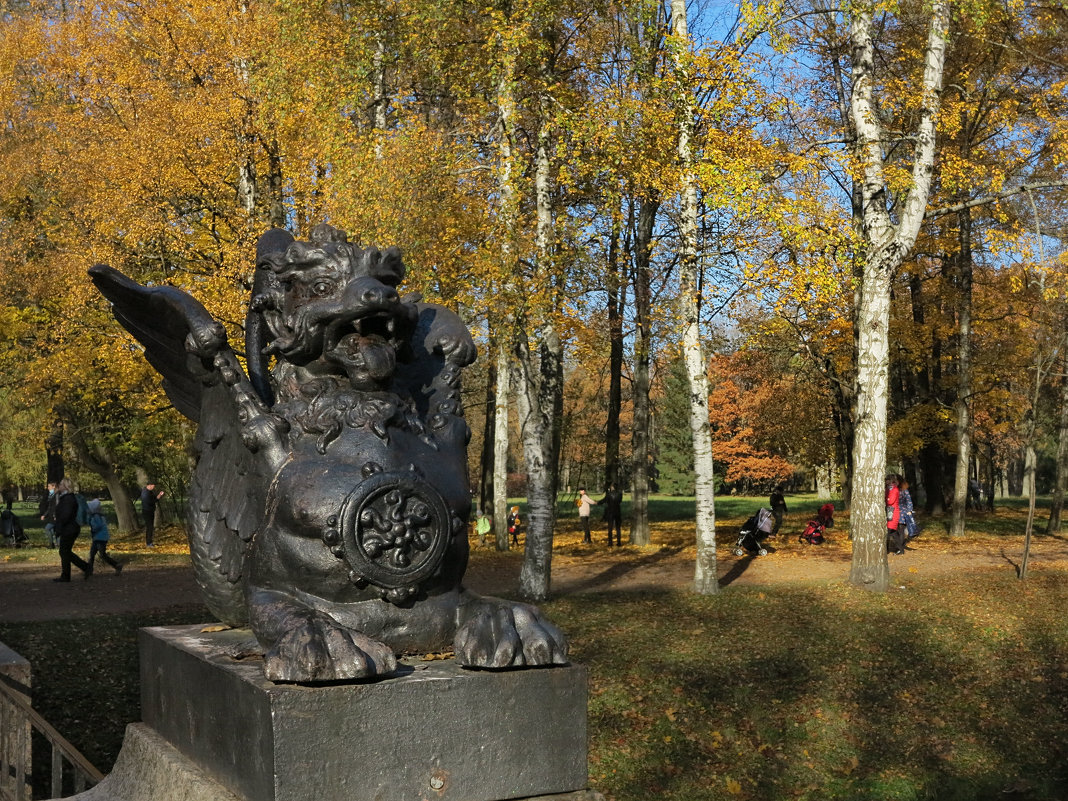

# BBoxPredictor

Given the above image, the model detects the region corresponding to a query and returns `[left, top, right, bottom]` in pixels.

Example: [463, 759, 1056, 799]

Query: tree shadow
[550, 545, 687, 596]
[1000, 548, 1022, 577]
[718, 554, 759, 587]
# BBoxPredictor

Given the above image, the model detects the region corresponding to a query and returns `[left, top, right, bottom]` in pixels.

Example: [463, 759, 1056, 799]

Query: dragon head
[252, 224, 418, 391]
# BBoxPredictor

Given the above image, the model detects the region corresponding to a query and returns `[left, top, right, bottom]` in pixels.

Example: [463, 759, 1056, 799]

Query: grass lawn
[2, 496, 1067, 800]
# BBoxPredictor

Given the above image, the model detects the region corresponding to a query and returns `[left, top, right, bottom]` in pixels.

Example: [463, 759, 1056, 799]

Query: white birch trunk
[493, 341, 512, 550]
[373, 32, 387, 160]
[1047, 341, 1068, 533]
[234, 3, 256, 216]
[669, 0, 717, 593]
[816, 462, 834, 500]
[492, 33, 519, 551]
[516, 101, 561, 602]
[847, 1, 949, 590]
[951, 213, 974, 535]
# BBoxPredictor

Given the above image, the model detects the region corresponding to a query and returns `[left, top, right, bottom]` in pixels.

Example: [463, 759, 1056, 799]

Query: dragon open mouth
[328, 312, 403, 387]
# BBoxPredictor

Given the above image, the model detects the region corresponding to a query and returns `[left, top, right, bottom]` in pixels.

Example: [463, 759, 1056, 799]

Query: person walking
[769, 484, 787, 536]
[87, 499, 123, 574]
[599, 484, 623, 546]
[140, 482, 164, 547]
[53, 478, 92, 582]
[577, 489, 596, 544]
[474, 508, 492, 547]
[886, 474, 903, 555]
[899, 478, 919, 544]
[507, 506, 521, 546]
[38, 482, 58, 548]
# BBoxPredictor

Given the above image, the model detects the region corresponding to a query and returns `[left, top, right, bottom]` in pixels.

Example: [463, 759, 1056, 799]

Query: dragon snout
[359, 284, 399, 307]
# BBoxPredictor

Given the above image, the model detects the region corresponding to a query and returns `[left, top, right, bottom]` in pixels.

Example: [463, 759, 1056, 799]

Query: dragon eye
[312, 280, 335, 296]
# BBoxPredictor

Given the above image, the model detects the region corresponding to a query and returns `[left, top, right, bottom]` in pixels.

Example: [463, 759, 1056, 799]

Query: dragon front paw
[454, 599, 569, 669]
[264, 615, 397, 683]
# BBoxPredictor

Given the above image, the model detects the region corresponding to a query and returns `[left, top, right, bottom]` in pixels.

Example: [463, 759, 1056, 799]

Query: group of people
[472, 505, 526, 547]
[885, 474, 920, 555]
[472, 483, 628, 548]
[576, 485, 624, 546]
[36, 479, 165, 582]
[36, 478, 122, 581]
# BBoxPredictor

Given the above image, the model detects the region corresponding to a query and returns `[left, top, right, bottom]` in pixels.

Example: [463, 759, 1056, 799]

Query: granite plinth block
[139, 625, 589, 801]
[70, 724, 243, 801]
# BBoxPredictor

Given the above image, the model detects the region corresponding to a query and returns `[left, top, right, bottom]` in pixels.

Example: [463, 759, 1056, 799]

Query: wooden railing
[0, 674, 103, 801]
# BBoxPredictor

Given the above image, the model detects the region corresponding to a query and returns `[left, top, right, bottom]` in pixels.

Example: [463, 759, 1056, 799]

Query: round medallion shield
[335, 471, 451, 597]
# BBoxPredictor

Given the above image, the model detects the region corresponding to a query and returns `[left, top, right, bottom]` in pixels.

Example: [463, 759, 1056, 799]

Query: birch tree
[668, 0, 718, 593]
[847, 0, 950, 591]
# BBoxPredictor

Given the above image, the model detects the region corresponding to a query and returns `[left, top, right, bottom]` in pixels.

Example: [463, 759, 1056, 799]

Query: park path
[3, 533, 1068, 623]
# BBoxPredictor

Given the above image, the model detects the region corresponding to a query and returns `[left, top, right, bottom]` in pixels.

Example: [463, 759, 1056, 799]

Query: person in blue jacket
[87, 498, 123, 574]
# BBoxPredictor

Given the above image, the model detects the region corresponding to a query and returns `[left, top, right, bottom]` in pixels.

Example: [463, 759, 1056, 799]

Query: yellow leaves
[725, 776, 743, 794]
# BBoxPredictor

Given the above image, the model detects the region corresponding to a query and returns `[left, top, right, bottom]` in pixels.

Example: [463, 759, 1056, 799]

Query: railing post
[14, 724, 26, 801]
[49, 746, 62, 799]
[0, 640, 100, 800]
[0, 642, 31, 801]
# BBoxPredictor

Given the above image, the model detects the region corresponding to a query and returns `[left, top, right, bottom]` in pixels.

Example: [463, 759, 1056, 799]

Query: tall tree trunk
[1021, 356, 1044, 580]
[516, 326, 564, 600]
[629, 197, 657, 546]
[492, 22, 519, 552]
[479, 353, 497, 515]
[493, 342, 512, 550]
[70, 440, 138, 534]
[1047, 342, 1068, 533]
[846, 1, 949, 591]
[669, 0, 717, 593]
[604, 212, 624, 490]
[517, 91, 563, 600]
[45, 419, 63, 485]
[265, 135, 285, 229]
[950, 208, 974, 535]
[816, 462, 834, 499]
[372, 31, 388, 159]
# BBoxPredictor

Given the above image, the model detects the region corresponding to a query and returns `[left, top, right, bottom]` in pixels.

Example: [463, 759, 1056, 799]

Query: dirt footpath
[3, 533, 1067, 623]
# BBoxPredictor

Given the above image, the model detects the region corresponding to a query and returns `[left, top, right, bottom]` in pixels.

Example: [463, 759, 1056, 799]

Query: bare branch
[924, 180, 1068, 220]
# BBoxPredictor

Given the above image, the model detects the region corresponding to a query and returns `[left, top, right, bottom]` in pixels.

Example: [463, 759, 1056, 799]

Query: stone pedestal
[102, 624, 592, 801]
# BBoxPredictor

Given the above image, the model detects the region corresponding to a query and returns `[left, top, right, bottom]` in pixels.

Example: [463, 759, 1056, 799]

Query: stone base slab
[137, 624, 591, 801]
[70, 724, 604, 801]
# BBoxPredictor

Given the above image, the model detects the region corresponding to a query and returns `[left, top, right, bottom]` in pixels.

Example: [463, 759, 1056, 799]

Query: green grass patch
[540, 572, 1068, 800]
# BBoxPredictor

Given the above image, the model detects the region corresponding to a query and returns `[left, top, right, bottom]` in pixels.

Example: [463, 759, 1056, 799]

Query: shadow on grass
[554, 545, 687, 595]
[717, 554, 758, 587]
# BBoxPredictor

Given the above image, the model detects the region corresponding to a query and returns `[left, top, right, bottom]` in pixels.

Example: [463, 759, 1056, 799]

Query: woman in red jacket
[886, 474, 903, 555]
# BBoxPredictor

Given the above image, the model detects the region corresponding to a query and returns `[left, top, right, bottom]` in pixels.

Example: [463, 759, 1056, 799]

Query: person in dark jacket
[140, 482, 164, 547]
[38, 482, 58, 548]
[599, 484, 624, 547]
[54, 477, 92, 582]
[769, 485, 787, 536]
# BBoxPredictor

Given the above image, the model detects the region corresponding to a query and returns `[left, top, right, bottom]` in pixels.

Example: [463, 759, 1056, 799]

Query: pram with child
[1, 508, 27, 547]
[798, 503, 835, 545]
[734, 507, 774, 556]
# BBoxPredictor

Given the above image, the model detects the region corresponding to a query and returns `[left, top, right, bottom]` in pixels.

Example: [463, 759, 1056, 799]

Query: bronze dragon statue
[90, 224, 567, 683]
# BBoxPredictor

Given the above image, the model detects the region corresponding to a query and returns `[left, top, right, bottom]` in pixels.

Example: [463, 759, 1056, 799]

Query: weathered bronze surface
[90, 225, 567, 682]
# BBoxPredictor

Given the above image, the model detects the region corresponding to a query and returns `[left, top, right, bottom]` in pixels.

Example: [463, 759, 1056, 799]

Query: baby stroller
[798, 503, 835, 545]
[1, 508, 27, 547]
[734, 508, 774, 556]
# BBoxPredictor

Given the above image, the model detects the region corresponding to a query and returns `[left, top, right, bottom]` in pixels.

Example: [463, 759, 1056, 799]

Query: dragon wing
[90, 265, 288, 626]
